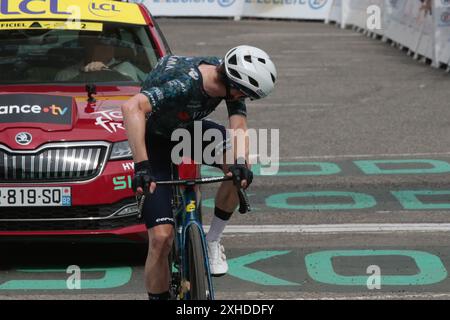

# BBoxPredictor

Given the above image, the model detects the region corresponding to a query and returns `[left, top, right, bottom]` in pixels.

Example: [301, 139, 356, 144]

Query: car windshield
[0, 22, 159, 85]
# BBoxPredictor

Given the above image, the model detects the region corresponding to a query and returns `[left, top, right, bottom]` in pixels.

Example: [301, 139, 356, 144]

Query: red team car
[0, 0, 179, 242]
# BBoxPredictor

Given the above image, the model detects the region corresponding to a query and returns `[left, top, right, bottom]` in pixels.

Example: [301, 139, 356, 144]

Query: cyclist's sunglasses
[228, 80, 260, 101]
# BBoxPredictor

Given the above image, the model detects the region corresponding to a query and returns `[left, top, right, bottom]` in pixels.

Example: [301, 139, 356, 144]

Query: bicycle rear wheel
[186, 226, 212, 300]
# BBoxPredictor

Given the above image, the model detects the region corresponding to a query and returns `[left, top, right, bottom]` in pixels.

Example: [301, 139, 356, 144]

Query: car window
[0, 22, 161, 85]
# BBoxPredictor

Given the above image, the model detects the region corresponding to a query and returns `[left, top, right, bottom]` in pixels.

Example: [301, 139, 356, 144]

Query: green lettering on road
[202, 198, 215, 209]
[266, 192, 376, 210]
[203, 194, 259, 211]
[354, 159, 450, 175]
[228, 251, 300, 286]
[305, 250, 447, 286]
[201, 166, 223, 177]
[253, 162, 341, 176]
[0, 267, 132, 290]
[392, 190, 450, 210]
[201, 162, 340, 177]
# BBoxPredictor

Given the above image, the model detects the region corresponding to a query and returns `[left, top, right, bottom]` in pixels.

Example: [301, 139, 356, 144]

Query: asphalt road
[2, 18, 450, 300]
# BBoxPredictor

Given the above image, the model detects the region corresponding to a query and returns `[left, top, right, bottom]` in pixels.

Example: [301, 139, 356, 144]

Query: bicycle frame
[173, 182, 215, 300]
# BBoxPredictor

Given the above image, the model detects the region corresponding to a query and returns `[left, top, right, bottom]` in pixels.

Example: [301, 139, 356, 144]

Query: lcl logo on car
[15, 132, 32, 146]
[89, 0, 121, 17]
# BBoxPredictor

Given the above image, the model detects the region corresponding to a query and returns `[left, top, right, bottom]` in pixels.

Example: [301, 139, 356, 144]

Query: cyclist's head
[223, 45, 277, 100]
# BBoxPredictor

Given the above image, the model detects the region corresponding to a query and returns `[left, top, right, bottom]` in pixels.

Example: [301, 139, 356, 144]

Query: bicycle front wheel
[186, 226, 212, 300]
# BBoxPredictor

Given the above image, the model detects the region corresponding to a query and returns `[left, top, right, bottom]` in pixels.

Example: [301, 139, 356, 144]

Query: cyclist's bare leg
[215, 163, 239, 213]
[145, 224, 175, 294]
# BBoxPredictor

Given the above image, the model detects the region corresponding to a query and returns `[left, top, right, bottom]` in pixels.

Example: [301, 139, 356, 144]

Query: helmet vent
[228, 55, 238, 65]
[271, 73, 276, 83]
[244, 55, 252, 63]
[258, 58, 266, 64]
[248, 76, 259, 88]
[228, 68, 242, 79]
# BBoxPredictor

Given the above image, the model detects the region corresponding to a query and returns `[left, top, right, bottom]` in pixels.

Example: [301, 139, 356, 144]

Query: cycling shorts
[141, 119, 230, 229]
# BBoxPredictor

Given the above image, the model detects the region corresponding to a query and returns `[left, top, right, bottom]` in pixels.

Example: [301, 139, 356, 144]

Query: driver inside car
[55, 28, 146, 82]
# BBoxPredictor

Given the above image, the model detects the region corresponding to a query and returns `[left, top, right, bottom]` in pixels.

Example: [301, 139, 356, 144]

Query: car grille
[0, 199, 143, 231]
[0, 143, 108, 182]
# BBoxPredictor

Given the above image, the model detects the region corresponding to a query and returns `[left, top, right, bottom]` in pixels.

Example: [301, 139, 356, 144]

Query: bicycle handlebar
[156, 176, 251, 214]
[156, 176, 233, 186]
[137, 176, 251, 216]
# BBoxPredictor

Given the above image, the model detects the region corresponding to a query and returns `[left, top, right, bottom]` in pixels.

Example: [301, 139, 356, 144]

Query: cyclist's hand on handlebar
[227, 158, 253, 189]
[132, 160, 157, 195]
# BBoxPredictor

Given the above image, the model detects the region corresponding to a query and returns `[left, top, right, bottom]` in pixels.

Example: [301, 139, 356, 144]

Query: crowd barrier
[327, 0, 450, 69]
[131, 0, 450, 69]
[133, 0, 332, 20]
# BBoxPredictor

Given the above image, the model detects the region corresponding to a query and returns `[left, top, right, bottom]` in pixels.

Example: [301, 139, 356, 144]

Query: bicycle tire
[186, 226, 211, 300]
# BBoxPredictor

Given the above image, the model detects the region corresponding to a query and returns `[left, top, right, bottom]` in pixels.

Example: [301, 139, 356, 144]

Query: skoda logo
[15, 132, 32, 146]
[218, 0, 236, 8]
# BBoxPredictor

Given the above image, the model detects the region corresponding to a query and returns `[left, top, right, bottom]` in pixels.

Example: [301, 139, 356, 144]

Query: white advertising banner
[383, 0, 407, 44]
[137, 0, 244, 17]
[327, 0, 343, 24]
[342, 0, 367, 29]
[434, 0, 450, 65]
[342, 0, 385, 35]
[136, 0, 450, 68]
[384, 0, 434, 59]
[242, 0, 332, 20]
[137, 0, 331, 20]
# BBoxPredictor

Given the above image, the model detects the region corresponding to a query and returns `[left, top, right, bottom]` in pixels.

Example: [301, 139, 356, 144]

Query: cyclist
[121, 45, 277, 300]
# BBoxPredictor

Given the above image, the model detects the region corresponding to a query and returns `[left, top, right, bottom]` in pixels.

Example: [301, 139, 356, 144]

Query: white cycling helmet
[224, 45, 277, 100]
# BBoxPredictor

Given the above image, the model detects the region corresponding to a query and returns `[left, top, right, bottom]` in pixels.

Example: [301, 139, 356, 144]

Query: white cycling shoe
[207, 240, 229, 276]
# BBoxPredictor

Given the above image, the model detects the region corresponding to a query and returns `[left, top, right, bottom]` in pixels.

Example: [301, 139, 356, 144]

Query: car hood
[0, 85, 140, 150]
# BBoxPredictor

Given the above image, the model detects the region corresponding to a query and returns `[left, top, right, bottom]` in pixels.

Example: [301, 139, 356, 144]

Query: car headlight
[110, 141, 133, 160]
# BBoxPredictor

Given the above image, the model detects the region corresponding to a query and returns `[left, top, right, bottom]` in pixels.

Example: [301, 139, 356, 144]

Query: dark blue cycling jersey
[141, 55, 247, 138]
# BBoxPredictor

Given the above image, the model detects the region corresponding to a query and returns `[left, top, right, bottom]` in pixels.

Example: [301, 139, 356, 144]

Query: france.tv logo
[218, 0, 236, 8]
[309, 0, 328, 10]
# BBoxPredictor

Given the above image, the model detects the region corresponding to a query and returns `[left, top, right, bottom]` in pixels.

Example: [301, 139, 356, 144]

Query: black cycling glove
[228, 158, 253, 189]
[132, 160, 156, 194]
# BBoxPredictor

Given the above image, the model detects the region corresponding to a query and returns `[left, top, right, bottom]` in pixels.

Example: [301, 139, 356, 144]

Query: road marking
[3, 292, 450, 300]
[228, 251, 300, 286]
[204, 224, 450, 234]
[309, 294, 450, 300]
[280, 152, 450, 160]
[217, 292, 450, 300]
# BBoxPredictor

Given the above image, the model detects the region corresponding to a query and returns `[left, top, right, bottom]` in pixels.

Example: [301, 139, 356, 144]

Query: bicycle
[137, 164, 251, 300]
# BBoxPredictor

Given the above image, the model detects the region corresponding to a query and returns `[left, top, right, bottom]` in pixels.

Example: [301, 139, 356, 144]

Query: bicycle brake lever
[136, 194, 146, 219]
[237, 188, 251, 214]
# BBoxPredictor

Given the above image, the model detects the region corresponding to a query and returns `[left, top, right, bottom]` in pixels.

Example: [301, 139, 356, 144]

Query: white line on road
[204, 224, 450, 234]
[279, 151, 450, 160]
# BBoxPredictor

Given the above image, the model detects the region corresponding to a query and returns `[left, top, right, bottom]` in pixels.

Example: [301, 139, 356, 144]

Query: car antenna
[86, 84, 97, 103]
[85, 84, 97, 113]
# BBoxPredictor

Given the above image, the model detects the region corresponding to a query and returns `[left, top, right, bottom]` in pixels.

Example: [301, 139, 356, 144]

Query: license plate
[0, 187, 71, 207]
